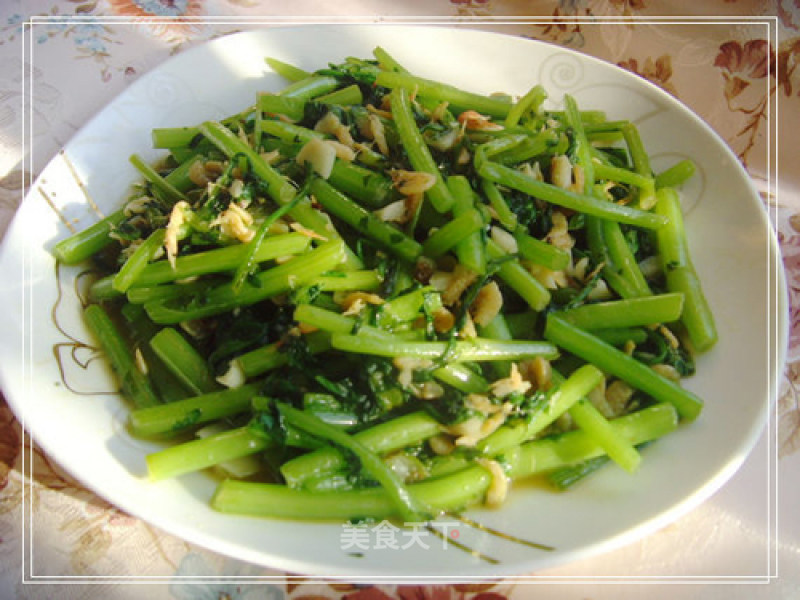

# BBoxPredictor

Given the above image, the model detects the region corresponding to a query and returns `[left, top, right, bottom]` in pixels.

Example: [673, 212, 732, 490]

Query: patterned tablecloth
[1, 1, 798, 598]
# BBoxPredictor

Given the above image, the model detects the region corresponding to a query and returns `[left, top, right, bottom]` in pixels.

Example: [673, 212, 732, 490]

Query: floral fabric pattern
[107, 0, 207, 41]
[617, 54, 676, 95]
[712, 38, 774, 163]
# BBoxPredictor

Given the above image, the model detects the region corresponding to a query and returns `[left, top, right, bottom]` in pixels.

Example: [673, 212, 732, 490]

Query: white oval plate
[0, 25, 787, 578]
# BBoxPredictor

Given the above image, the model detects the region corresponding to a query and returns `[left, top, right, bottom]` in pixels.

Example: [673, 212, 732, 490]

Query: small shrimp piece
[367, 114, 390, 156]
[470, 281, 503, 327]
[476, 458, 509, 507]
[550, 155, 573, 190]
[164, 201, 190, 269]
[457, 110, 504, 131]
[390, 169, 436, 196]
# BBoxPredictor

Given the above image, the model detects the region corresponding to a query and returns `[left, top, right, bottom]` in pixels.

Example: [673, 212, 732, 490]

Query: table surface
[0, 1, 798, 598]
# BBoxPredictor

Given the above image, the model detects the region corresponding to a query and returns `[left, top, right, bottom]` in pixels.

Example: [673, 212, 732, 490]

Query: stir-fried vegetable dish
[52, 46, 717, 524]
